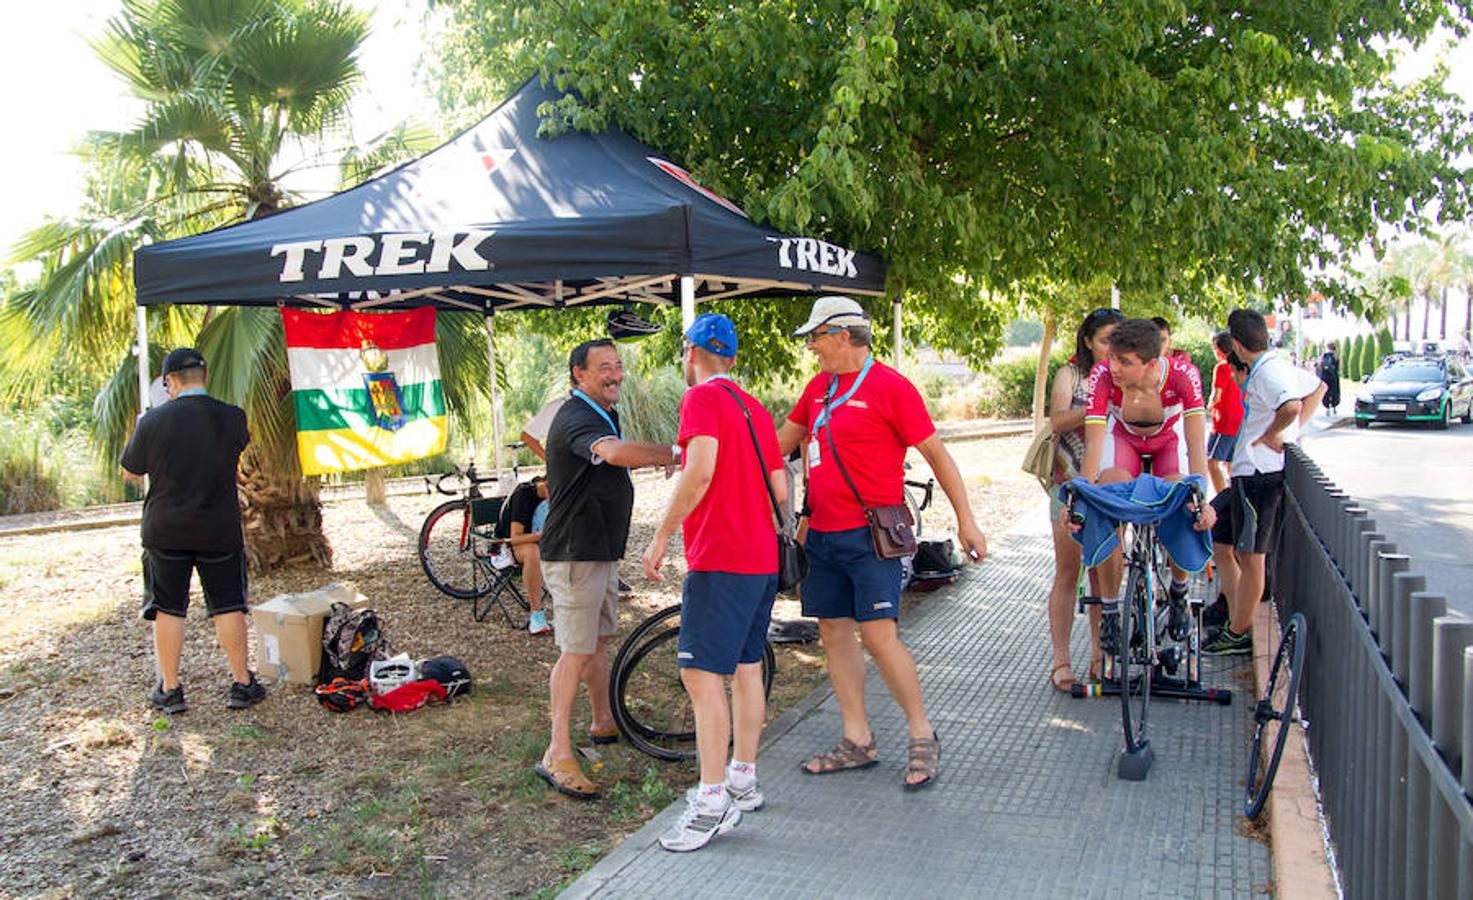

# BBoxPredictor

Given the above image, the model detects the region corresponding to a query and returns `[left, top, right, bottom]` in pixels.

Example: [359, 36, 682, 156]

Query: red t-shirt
[1210, 362, 1245, 436]
[677, 377, 783, 574]
[788, 360, 936, 532]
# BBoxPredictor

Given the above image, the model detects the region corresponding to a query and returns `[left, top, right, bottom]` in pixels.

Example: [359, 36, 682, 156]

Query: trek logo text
[765, 237, 857, 278]
[271, 231, 494, 283]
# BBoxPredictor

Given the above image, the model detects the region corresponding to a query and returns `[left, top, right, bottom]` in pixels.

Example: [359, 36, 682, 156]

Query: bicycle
[1065, 481, 1232, 781]
[1244, 611, 1306, 818]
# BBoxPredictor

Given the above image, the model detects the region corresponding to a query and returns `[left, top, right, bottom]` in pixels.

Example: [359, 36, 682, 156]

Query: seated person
[497, 475, 552, 635]
[1073, 318, 1216, 661]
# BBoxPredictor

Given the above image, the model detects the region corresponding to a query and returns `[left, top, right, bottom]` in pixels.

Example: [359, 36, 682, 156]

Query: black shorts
[1210, 472, 1285, 555]
[141, 548, 248, 620]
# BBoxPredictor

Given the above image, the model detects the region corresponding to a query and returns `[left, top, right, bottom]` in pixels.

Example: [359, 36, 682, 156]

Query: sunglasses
[803, 326, 846, 344]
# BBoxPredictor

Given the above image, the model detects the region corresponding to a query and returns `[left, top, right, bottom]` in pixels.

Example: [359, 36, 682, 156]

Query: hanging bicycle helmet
[606, 306, 662, 342]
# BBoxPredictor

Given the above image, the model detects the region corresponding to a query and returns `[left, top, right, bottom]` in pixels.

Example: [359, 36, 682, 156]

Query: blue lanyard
[1240, 353, 1270, 418]
[571, 389, 620, 437]
[813, 355, 874, 432]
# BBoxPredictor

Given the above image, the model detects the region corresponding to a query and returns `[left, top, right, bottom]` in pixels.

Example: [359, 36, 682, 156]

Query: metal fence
[1277, 446, 1473, 898]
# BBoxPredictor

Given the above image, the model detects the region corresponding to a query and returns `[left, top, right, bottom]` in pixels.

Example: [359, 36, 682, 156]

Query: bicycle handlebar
[904, 478, 935, 513]
[435, 463, 500, 495]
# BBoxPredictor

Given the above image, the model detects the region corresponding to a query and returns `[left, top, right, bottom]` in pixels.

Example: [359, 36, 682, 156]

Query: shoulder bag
[820, 418, 917, 560]
[713, 381, 808, 591]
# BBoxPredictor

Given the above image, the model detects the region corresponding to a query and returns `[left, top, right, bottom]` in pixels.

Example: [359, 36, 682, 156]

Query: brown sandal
[533, 758, 599, 800]
[801, 736, 878, 774]
[1050, 662, 1077, 694]
[904, 732, 941, 790]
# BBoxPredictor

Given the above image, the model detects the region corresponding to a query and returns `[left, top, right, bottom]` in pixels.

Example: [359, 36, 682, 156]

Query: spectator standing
[1317, 342, 1341, 415]
[496, 475, 552, 634]
[534, 340, 676, 799]
[1207, 331, 1245, 496]
[642, 313, 786, 852]
[777, 296, 987, 790]
[1204, 310, 1326, 655]
[120, 348, 263, 713]
[1045, 308, 1121, 692]
[519, 396, 566, 463]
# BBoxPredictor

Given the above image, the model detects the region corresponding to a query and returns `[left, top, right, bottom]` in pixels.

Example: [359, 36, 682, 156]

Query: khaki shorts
[543, 560, 620, 654]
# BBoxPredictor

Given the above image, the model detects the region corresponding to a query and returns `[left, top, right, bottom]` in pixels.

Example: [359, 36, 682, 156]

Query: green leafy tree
[1348, 334, 1365, 380]
[1, 0, 447, 567]
[432, 0, 1472, 380]
[1359, 331, 1378, 379]
[1377, 327, 1395, 360]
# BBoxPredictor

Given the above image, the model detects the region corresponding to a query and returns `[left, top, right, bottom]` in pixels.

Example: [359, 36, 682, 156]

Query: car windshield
[1371, 363, 1442, 383]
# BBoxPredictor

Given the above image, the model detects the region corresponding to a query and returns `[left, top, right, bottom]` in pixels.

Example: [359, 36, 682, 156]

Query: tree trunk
[237, 445, 332, 570]
[1439, 284, 1448, 340]
[1422, 290, 1431, 340]
[1032, 313, 1056, 429]
[1403, 304, 1411, 341]
[1465, 283, 1472, 344]
[364, 467, 386, 506]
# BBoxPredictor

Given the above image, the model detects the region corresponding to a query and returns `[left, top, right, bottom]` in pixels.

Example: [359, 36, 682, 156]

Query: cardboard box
[251, 584, 369, 684]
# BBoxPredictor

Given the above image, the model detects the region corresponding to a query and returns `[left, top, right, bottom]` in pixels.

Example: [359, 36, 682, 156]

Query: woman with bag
[1045, 308, 1122, 693]
[777, 296, 987, 791]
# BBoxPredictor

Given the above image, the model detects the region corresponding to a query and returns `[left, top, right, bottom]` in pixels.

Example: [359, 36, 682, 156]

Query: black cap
[161, 347, 206, 376]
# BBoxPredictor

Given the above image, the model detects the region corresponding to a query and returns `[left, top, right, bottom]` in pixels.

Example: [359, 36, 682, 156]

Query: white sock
[727, 760, 756, 789]
[695, 782, 727, 812]
[1170, 577, 1189, 594]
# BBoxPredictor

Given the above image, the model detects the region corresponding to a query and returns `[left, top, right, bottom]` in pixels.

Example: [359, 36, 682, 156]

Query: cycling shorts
[1100, 418, 1187, 478]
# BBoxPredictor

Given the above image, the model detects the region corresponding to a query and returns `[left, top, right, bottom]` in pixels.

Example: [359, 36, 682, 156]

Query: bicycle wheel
[1118, 560, 1154, 755]
[610, 605, 776, 762]
[904, 486, 924, 540]
[1244, 612, 1306, 818]
[419, 500, 491, 600]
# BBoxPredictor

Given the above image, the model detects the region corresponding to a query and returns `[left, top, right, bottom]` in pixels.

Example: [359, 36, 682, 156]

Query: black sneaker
[1166, 581, 1190, 641]
[149, 682, 187, 714]
[1203, 626, 1252, 656]
[1203, 593, 1229, 630]
[617, 577, 634, 597]
[227, 673, 268, 710]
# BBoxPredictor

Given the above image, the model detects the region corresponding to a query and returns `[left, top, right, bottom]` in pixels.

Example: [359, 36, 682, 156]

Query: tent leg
[681, 275, 696, 333]
[484, 313, 506, 489]
[135, 306, 149, 417]
[892, 298, 902, 371]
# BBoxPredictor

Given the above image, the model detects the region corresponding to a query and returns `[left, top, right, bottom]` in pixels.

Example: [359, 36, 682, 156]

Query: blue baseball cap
[684, 313, 738, 358]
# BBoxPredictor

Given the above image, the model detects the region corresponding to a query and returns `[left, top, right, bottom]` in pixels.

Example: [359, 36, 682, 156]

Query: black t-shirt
[120, 394, 250, 552]
[497, 480, 541, 539]
[540, 395, 633, 562]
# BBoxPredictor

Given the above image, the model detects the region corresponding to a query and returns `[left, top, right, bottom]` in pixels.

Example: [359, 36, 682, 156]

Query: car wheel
[1462, 399, 1473, 424]
[1355, 418, 1369, 429]
[1434, 400, 1450, 430]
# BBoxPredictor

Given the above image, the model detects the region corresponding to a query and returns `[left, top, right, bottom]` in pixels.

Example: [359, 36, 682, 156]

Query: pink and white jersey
[1085, 356, 1205, 437]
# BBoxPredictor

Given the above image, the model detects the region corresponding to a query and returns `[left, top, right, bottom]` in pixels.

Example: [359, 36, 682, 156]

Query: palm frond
[194, 306, 295, 455]
[337, 121, 440, 188]
[435, 313, 493, 423]
[92, 342, 166, 470]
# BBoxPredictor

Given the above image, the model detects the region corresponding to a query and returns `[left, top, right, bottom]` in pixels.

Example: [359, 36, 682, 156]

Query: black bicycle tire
[904, 485, 924, 540]
[1244, 612, 1306, 818]
[611, 605, 776, 762]
[418, 500, 494, 600]
[1119, 560, 1153, 753]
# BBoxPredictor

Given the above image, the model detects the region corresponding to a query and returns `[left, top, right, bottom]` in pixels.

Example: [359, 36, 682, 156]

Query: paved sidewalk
[566, 504, 1271, 898]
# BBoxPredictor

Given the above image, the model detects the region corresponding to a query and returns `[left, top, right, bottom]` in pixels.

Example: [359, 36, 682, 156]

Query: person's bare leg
[1213, 542, 1239, 610]
[681, 668, 731, 786]
[858, 619, 934, 786]
[545, 650, 591, 763]
[153, 613, 186, 690]
[1048, 519, 1083, 676]
[582, 637, 615, 733]
[516, 545, 544, 612]
[730, 661, 765, 766]
[1208, 458, 1228, 496]
[1229, 552, 1266, 636]
[813, 618, 872, 749]
[211, 611, 251, 683]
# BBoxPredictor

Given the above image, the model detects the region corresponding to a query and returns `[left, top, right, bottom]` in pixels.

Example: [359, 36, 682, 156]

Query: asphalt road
[1302, 416, 1473, 617]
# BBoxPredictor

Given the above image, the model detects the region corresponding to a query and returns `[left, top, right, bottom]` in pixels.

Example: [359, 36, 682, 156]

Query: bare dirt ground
[0, 433, 1039, 899]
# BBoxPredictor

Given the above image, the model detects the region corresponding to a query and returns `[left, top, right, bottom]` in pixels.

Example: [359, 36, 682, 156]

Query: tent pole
[680, 275, 696, 333]
[484, 312, 506, 487]
[892, 298, 902, 371]
[135, 306, 149, 416]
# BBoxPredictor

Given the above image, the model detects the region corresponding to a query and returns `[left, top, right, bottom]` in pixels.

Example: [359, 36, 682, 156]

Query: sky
[0, 4, 1468, 263]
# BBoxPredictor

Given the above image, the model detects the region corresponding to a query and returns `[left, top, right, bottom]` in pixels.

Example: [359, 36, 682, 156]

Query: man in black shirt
[496, 475, 551, 634]
[533, 339, 677, 799]
[121, 348, 264, 714]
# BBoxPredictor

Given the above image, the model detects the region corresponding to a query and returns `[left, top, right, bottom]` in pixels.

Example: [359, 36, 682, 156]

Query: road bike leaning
[1244, 611, 1307, 818]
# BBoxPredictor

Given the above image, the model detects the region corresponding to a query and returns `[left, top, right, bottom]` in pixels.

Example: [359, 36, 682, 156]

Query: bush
[1377, 327, 1394, 360]
[1347, 335, 1364, 380]
[1003, 319, 1044, 347]
[1359, 335, 1377, 380]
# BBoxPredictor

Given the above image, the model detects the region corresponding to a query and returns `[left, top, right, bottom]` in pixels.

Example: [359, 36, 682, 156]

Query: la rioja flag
[281, 308, 447, 475]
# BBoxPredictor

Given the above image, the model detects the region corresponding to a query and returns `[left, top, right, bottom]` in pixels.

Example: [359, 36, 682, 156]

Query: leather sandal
[904, 732, 940, 790]
[801, 736, 878, 774]
[533, 758, 599, 799]
[588, 726, 620, 745]
[1050, 662, 1077, 694]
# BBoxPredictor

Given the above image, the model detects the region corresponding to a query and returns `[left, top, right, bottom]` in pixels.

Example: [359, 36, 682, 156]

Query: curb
[1253, 601, 1338, 899]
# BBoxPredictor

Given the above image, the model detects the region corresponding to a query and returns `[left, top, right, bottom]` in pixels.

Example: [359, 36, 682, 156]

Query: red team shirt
[677, 377, 783, 574]
[1210, 362, 1245, 436]
[1084, 356, 1206, 436]
[788, 360, 936, 532]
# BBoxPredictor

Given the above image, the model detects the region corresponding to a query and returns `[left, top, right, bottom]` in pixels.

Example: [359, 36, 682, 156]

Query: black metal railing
[1277, 446, 1473, 899]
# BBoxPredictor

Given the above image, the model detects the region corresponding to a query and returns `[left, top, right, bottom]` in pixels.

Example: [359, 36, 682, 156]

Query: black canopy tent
[132, 76, 888, 472]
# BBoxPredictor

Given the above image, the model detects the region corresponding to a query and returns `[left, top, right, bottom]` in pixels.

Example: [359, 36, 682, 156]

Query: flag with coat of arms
[281, 307, 447, 475]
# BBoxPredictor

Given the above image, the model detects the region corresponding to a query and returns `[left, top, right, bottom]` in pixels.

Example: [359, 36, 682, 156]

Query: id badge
[807, 438, 821, 468]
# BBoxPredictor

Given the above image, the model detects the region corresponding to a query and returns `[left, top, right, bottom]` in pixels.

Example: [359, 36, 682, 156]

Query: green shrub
[983, 350, 1070, 418]
[1347, 335, 1364, 380]
[1359, 335, 1377, 380]
[1003, 319, 1044, 346]
[1377, 327, 1394, 360]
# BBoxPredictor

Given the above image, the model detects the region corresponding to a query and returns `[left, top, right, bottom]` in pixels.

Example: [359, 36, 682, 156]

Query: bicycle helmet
[369, 654, 418, 695]
[606, 307, 662, 342]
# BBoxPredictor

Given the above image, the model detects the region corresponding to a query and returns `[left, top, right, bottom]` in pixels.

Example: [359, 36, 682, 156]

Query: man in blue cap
[643, 312, 787, 852]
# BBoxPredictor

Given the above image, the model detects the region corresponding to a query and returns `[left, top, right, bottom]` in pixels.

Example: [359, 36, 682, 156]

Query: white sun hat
[792, 295, 870, 337]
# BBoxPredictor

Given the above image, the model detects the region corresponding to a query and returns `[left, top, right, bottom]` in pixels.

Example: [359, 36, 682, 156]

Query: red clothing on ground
[788, 359, 936, 532]
[1210, 362, 1245, 436]
[677, 377, 782, 574]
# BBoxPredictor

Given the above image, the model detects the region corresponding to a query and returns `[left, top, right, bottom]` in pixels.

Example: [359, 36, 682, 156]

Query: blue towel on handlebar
[1058, 475, 1212, 572]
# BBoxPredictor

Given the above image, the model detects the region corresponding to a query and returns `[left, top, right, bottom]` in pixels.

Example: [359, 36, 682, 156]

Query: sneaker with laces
[227, 673, 268, 709]
[686, 781, 765, 812]
[528, 610, 552, 635]
[1202, 593, 1229, 630]
[617, 577, 633, 597]
[149, 682, 187, 714]
[1203, 626, 1252, 656]
[1166, 581, 1190, 641]
[659, 798, 741, 852]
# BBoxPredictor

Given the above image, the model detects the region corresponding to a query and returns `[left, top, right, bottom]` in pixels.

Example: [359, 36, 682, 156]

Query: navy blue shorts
[1207, 432, 1237, 462]
[801, 526, 903, 622]
[678, 571, 778, 675]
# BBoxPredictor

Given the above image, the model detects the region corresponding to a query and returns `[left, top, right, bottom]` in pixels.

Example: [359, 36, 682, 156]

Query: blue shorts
[1207, 432, 1237, 462]
[801, 527, 903, 622]
[678, 571, 778, 675]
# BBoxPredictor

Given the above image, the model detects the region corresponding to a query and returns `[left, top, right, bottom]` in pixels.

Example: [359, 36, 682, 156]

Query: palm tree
[1, 0, 463, 568]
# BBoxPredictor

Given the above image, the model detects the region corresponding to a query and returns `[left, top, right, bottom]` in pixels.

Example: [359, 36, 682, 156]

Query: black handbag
[714, 381, 808, 592]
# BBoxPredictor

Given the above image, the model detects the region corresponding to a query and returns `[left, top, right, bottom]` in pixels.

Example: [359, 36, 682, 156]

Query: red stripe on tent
[282, 307, 437, 350]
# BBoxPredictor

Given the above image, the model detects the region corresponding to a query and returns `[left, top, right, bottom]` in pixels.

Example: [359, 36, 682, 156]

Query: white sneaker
[490, 545, 516, 571]
[687, 780, 764, 812]
[659, 799, 741, 852]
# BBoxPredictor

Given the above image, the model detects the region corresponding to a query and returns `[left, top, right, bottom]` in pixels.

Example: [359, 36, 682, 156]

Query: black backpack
[317, 603, 394, 684]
